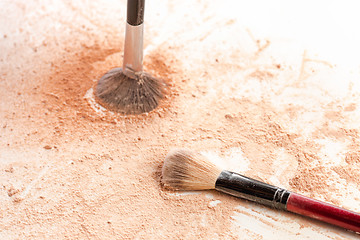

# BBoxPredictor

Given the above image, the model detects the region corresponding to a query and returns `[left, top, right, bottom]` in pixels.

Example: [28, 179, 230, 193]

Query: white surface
[1, 0, 360, 239]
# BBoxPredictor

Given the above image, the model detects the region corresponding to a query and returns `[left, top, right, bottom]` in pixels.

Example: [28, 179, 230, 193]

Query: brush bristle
[96, 68, 167, 114]
[161, 149, 222, 190]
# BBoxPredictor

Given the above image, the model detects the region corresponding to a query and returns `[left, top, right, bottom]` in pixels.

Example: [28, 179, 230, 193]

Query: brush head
[161, 149, 223, 190]
[96, 68, 167, 115]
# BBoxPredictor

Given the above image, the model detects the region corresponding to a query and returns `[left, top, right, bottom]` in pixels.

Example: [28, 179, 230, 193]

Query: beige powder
[1, 0, 359, 239]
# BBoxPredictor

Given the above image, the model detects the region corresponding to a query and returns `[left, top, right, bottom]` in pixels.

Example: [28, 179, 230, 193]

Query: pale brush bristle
[161, 149, 222, 190]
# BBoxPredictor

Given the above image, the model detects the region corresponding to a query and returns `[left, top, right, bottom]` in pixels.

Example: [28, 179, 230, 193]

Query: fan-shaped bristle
[96, 68, 167, 115]
[161, 149, 222, 190]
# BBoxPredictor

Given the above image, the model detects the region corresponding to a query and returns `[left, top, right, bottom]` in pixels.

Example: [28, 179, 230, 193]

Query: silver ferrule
[123, 22, 144, 78]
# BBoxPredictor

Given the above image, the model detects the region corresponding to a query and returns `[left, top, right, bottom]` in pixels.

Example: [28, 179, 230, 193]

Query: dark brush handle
[215, 170, 290, 210]
[287, 192, 360, 233]
[123, 0, 145, 73]
[127, 0, 145, 26]
[215, 170, 360, 233]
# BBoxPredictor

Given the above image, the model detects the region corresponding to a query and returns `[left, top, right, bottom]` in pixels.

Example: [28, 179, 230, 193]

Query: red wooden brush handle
[286, 192, 360, 233]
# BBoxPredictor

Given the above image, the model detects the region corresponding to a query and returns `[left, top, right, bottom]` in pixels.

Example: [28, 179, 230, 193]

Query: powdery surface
[1, 0, 360, 239]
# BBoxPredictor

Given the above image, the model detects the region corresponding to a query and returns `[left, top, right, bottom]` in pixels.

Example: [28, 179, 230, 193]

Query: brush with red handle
[161, 149, 360, 233]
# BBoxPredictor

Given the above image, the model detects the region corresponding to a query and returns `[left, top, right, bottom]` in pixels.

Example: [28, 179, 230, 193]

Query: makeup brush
[161, 149, 360, 233]
[96, 0, 166, 114]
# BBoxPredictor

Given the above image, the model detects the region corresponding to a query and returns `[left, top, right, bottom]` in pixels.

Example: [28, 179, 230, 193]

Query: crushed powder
[1, 1, 359, 239]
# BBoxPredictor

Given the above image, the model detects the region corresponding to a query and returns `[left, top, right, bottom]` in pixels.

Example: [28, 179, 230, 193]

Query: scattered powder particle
[7, 186, 20, 197]
[208, 200, 221, 208]
[1, 1, 359, 239]
[345, 150, 360, 164]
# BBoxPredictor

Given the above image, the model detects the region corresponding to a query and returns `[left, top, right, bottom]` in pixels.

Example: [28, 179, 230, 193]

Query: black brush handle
[127, 0, 145, 26]
[215, 170, 360, 233]
[215, 170, 290, 210]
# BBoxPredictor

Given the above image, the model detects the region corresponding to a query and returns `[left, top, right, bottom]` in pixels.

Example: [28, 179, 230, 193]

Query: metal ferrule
[215, 170, 290, 210]
[123, 22, 144, 78]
